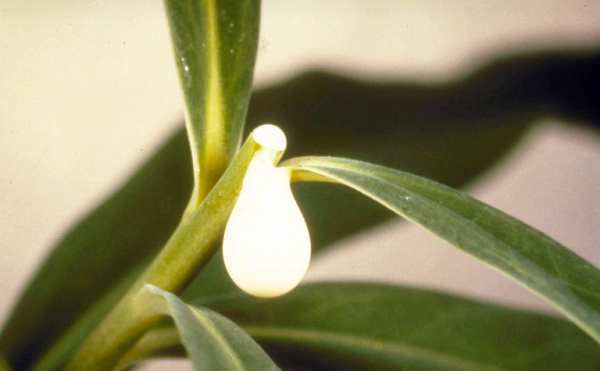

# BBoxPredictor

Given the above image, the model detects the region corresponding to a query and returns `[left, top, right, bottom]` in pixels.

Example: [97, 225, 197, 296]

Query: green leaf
[184, 71, 530, 300]
[164, 0, 261, 202]
[132, 283, 600, 371]
[145, 285, 280, 371]
[249, 70, 532, 252]
[286, 156, 600, 343]
[0, 72, 527, 369]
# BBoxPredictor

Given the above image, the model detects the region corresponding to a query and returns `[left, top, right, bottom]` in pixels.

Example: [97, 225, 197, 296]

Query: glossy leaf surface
[147, 285, 280, 371]
[164, 0, 260, 200]
[135, 283, 600, 371]
[286, 156, 600, 343]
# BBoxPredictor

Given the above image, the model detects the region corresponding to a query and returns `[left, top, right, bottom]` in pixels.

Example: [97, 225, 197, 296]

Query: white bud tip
[251, 124, 287, 151]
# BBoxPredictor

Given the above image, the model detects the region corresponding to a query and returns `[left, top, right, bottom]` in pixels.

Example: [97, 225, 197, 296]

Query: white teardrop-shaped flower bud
[223, 125, 311, 298]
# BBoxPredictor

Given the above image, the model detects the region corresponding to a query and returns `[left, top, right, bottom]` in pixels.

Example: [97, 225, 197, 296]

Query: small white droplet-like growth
[223, 125, 311, 298]
[250, 123, 287, 151]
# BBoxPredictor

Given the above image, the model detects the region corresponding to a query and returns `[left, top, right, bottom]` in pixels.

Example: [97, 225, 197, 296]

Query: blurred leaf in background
[1, 46, 599, 368]
[129, 283, 600, 371]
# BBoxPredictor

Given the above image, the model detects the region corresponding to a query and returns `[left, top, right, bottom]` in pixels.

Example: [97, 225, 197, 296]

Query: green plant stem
[62, 131, 278, 371]
[116, 325, 181, 370]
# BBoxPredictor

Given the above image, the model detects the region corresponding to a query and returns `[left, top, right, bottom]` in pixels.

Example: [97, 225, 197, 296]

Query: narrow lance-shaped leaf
[128, 283, 600, 371]
[285, 156, 600, 344]
[145, 285, 280, 371]
[2, 49, 588, 366]
[0, 71, 528, 369]
[164, 0, 261, 202]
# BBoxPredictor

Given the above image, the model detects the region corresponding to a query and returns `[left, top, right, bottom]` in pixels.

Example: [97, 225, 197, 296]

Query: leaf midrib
[204, 0, 225, 164]
[292, 160, 600, 342]
[190, 308, 246, 371]
[313, 163, 598, 287]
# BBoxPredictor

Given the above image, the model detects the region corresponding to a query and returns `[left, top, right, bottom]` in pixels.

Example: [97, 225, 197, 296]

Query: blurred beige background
[1, 1, 599, 369]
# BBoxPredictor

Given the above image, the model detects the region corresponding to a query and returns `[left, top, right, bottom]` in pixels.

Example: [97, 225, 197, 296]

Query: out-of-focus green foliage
[2, 0, 599, 369]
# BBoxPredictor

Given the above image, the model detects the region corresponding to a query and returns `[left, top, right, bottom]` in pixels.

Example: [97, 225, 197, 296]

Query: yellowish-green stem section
[116, 325, 181, 371]
[64, 127, 285, 371]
